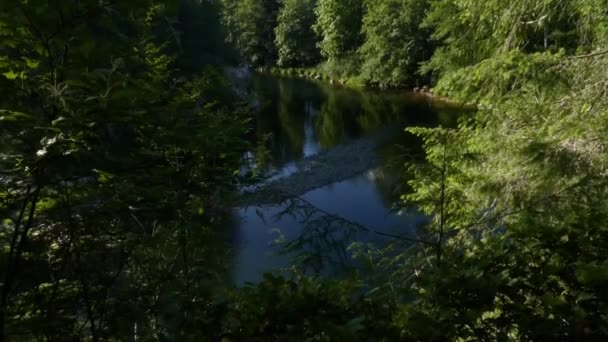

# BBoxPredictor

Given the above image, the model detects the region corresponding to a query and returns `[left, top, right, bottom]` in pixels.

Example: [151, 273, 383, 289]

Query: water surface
[230, 74, 460, 284]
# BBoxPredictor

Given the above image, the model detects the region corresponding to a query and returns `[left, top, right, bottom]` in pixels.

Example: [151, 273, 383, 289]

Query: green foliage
[390, 0, 608, 338]
[422, 0, 608, 78]
[222, 0, 433, 86]
[435, 50, 567, 105]
[221, 0, 280, 66]
[0, 1, 250, 340]
[315, 54, 364, 84]
[229, 0, 608, 339]
[3, 0, 608, 339]
[221, 274, 397, 340]
[178, 0, 237, 70]
[313, 0, 363, 60]
[275, 0, 320, 67]
[359, 0, 433, 87]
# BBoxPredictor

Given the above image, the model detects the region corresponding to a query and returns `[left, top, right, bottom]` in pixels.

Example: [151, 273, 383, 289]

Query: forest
[1, 0, 608, 340]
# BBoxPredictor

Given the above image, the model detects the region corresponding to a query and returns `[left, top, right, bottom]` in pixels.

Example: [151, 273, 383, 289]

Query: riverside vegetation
[1, 0, 608, 340]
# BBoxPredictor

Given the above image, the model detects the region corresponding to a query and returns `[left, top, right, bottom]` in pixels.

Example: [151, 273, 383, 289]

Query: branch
[0, 185, 33, 338]
[453, 179, 584, 234]
[287, 193, 435, 245]
[570, 49, 608, 60]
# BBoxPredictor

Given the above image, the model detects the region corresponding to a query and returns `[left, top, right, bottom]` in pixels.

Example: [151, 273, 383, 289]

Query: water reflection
[232, 174, 429, 284]
[232, 74, 463, 284]
[246, 73, 460, 174]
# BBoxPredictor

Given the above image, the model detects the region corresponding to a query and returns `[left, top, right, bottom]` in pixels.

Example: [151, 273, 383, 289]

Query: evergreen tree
[221, 0, 280, 66]
[0, 1, 249, 339]
[275, 0, 319, 66]
[313, 0, 363, 60]
[359, 0, 432, 87]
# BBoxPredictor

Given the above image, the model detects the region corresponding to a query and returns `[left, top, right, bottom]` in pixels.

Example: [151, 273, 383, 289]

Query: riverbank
[256, 66, 477, 110]
[264, 66, 367, 88]
[239, 137, 379, 206]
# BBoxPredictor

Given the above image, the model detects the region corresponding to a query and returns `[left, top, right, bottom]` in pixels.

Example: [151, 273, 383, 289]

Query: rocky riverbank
[238, 138, 379, 206]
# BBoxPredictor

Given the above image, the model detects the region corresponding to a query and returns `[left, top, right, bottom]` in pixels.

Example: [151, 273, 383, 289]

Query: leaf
[40, 136, 58, 147]
[23, 57, 40, 69]
[576, 292, 595, 304]
[2, 70, 18, 79]
[51, 117, 67, 126]
[0, 110, 31, 121]
[93, 169, 115, 183]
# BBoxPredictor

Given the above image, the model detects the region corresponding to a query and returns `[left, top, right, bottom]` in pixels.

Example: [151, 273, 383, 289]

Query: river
[229, 73, 462, 284]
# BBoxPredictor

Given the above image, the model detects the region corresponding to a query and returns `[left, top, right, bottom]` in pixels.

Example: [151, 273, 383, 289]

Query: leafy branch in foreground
[0, 1, 249, 340]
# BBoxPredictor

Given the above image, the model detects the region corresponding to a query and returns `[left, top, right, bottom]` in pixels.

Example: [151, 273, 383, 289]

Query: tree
[422, 0, 608, 81]
[275, 0, 319, 67]
[359, 0, 433, 87]
[0, 1, 249, 339]
[397, 48, 608, 339]
[389, 0, 608, 338]
[221, 0, 280, 66]
[178, 0, 237, 70]
[3, 0, 608, 339]
[313, 0, 363, 60]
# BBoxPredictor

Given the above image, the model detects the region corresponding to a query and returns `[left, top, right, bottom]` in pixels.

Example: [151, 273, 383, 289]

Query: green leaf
[93, 169, 115, 183]
[0, 110, 31, 121]
[23, 57, 40, 69]
[2, 70, 18, 80]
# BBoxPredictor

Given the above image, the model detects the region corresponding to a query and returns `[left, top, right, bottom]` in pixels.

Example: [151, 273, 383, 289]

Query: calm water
[229, 73, 461, 284]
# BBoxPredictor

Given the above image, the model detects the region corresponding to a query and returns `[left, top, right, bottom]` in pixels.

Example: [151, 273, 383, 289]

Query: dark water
[230, 73, 461, 284]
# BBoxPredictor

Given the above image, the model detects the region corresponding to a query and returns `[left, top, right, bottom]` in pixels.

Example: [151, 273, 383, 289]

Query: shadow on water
[229, 73, 467, 284]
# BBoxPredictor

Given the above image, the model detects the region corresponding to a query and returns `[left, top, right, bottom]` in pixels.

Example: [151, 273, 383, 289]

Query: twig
[451, 179, 584, 234]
